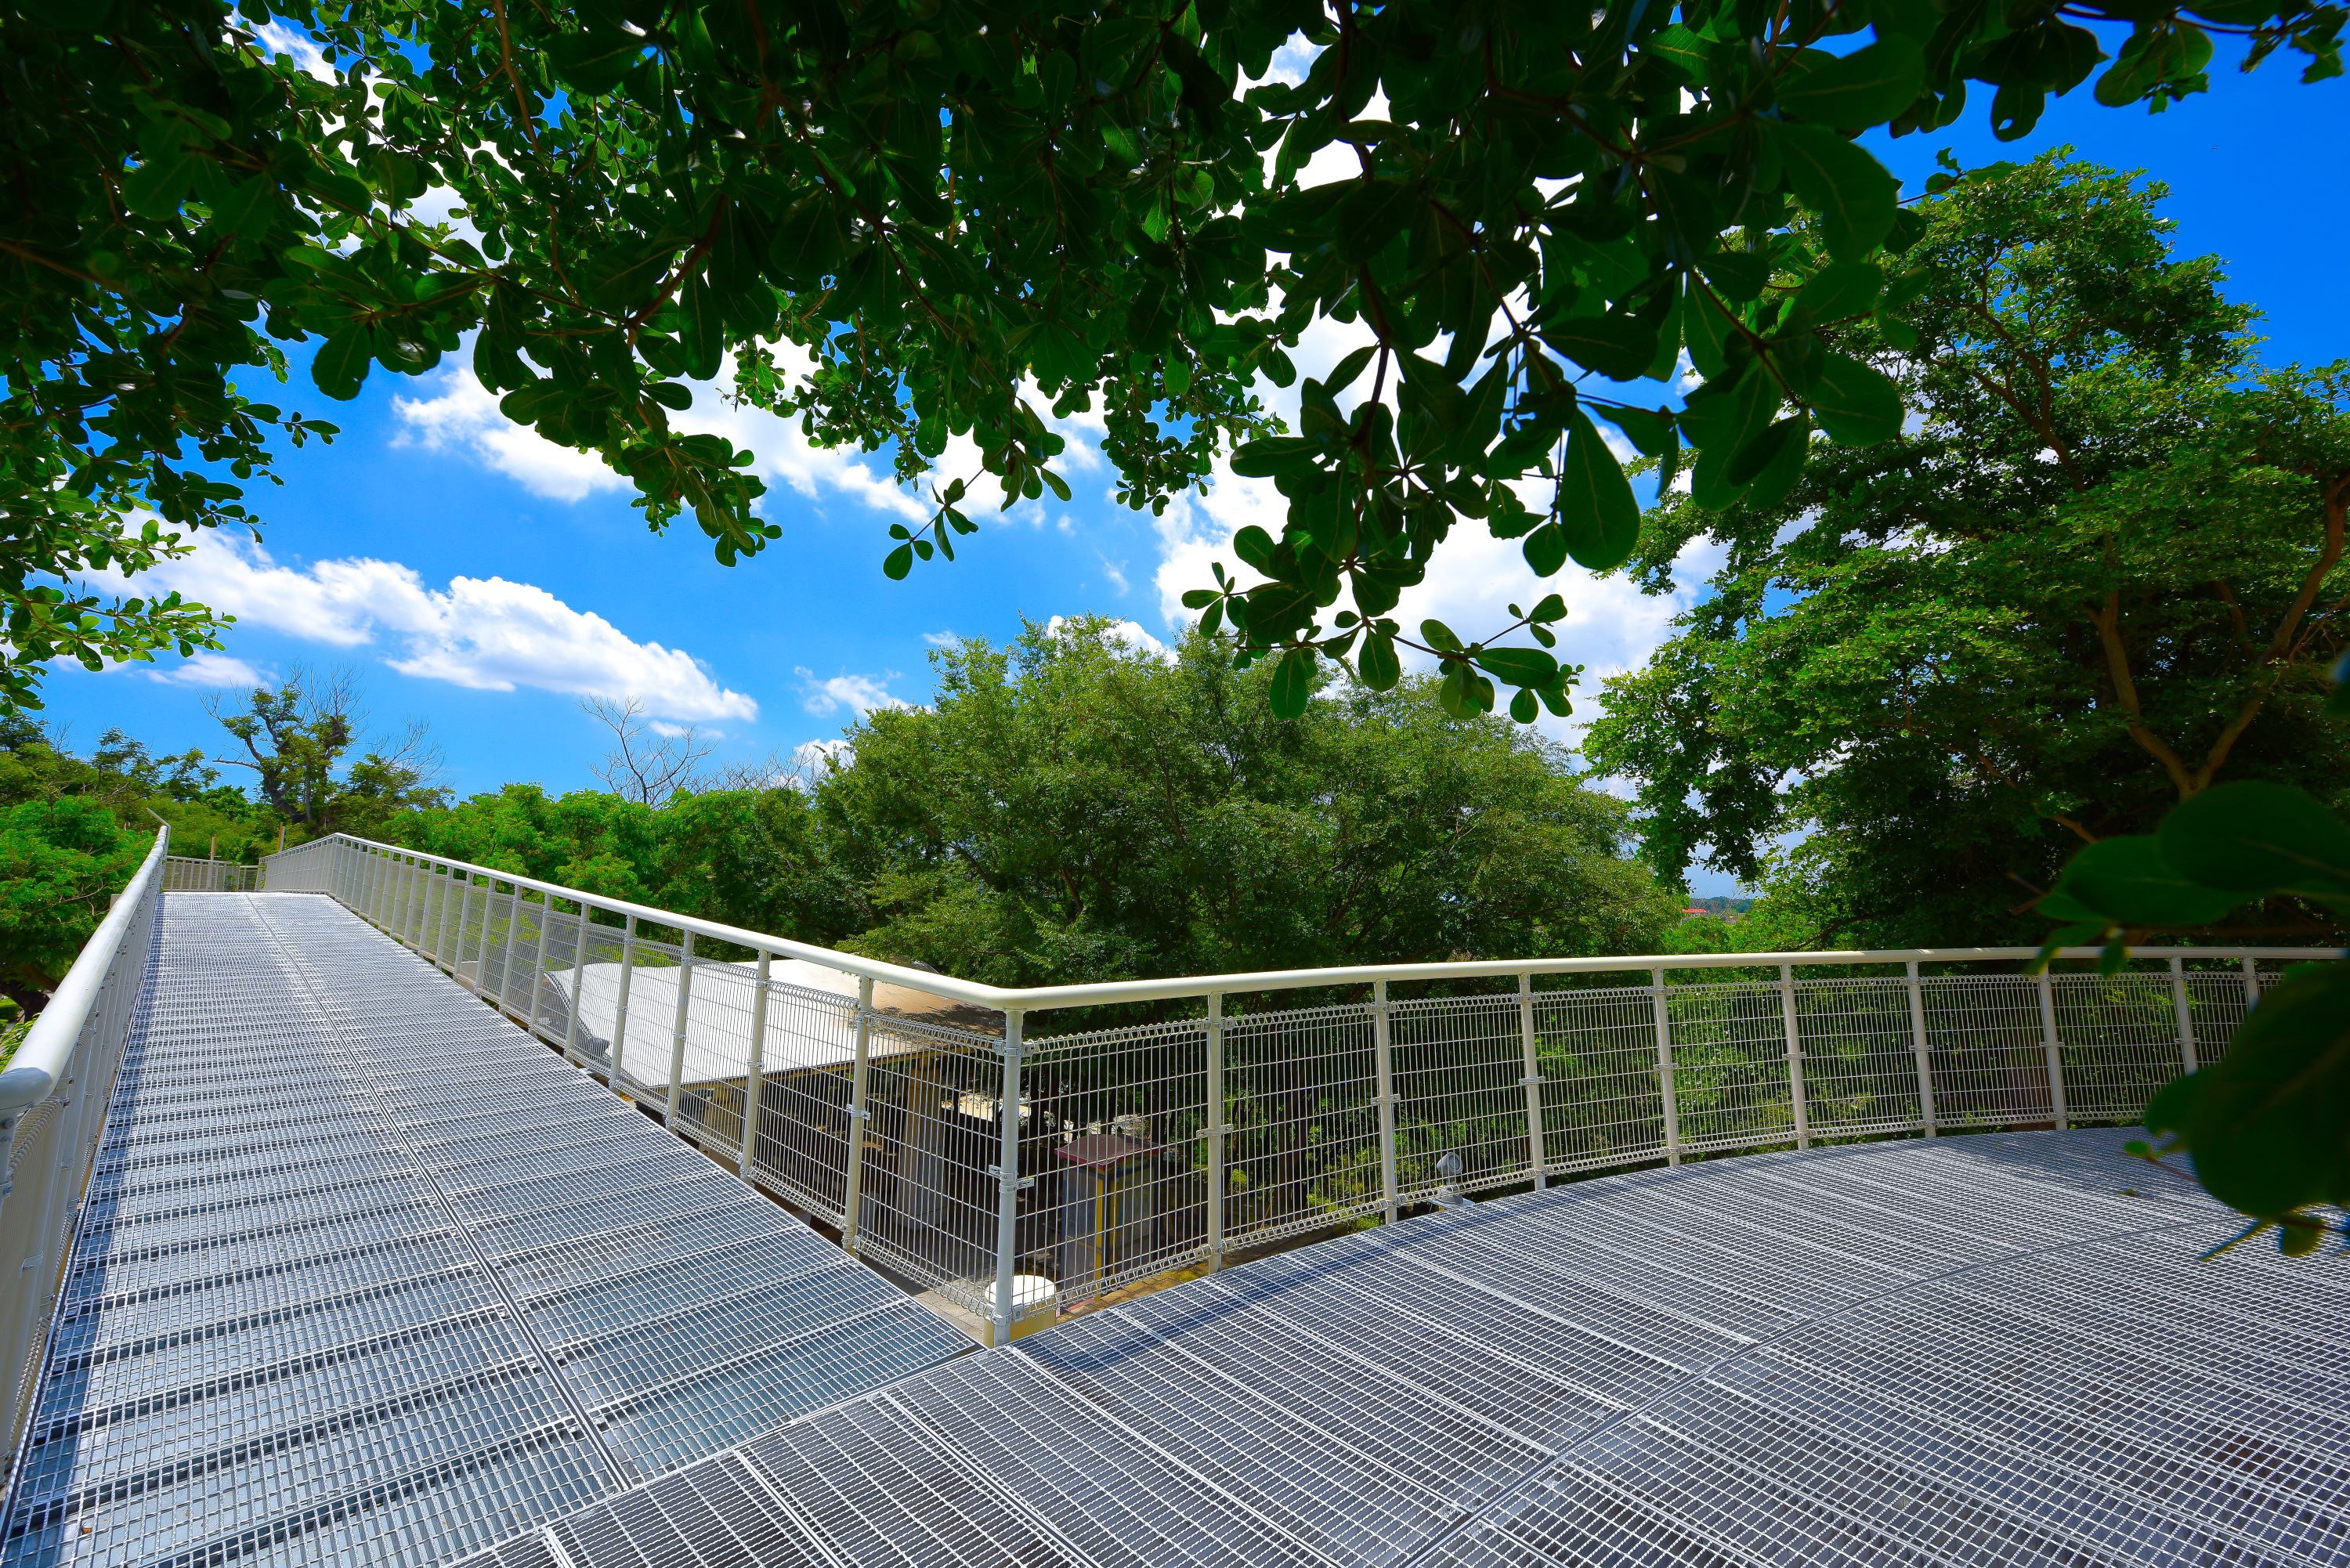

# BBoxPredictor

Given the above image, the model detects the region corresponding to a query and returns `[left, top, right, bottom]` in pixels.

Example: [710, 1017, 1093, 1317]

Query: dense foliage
[9, 0, 2343, 710]
[1588, 156, 2350, 947]
[816, 618, 1676, 984]
[0, 717, 245, 995]
[381, 620, 1676, 981]
[385, 779, 857, 945]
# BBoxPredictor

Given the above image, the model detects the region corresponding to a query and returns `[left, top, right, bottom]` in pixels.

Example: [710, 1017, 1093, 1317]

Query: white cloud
[143, 651, 266, 688]
[251, 19, 333, 80]
[786, 738, 856, 789]
[1100, 557, 1130, 596]
[1152, 455, 1720, 746]
[389, 349, 927, 525]
[106, 533, 754, 721]
[392, 369, 627, 503]
[1045, 615, 1170, 661]
[921, 629, 960, 649]
[796, 668, 906, 717]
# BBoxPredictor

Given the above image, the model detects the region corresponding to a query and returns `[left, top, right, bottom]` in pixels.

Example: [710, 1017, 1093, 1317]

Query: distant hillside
[1680, 896, 1757, 917]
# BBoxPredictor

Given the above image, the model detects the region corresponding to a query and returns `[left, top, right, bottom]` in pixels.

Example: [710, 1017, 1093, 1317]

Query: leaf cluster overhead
[5, 0, 2341, 710]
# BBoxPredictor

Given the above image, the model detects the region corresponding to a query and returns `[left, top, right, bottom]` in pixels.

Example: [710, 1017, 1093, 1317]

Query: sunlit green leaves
[9, 0, 2342, 716]
[2143, 963, 2350, 1222]
[1555, 410, 1641, 571]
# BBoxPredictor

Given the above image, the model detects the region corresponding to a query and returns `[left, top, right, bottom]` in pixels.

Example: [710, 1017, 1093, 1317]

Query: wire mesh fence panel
[1920, 974, 2054, 1129]
[1221, 1003, 1383, 1252]
[523, 904, 587, 1048]
[1662, 981, 1798, 1155]
[1023, 1018, 1210, 1310]
[850, 1019, 1016, 1315]
[557, 918, 634, 1076]
[1390, 992, 1530, 1201]
[2050, 970, 2188, 1125]
[1793, 977, 1925, 1140]
[2185, 965, 2258, 1069]
[741, 979, 862, 1224]
[601, 933, 682, 1111]
[663, 957, 761, 1162]
[1533, 985, 1669, 1175]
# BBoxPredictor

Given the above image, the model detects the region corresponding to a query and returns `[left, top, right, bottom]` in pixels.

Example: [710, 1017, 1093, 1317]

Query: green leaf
[1554, 410, 1641, 570]
[1231, 437, 1321, 478]
[1269, 647, 1316, 717]
[550, 28, 645, 94]
[1807, 353, 1904, 444]
[2159, 782, 2350, 902]
[768, 197, 845, 289]
[2052, 835, 2247, 927]
[2146, 963, 2350, 1216]
[1358, 631, 1401, 691]
[1476, 647, 1560, 688]
[883, 543, 915, 580]
[1777, 37, 1928, 128]
[1540, 313, 1658, 381]
[1792, 262, 1883, 323]
[1770, 121, 1900, 263]
[309, 328, 374, 401]
[1522, 522, 1568, 577]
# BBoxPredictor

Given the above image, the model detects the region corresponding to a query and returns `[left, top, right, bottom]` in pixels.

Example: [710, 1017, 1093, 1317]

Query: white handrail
[266, 831, 2341, 1016]
[0, 826, 168, 1114]
[0, 822, 168, 1473]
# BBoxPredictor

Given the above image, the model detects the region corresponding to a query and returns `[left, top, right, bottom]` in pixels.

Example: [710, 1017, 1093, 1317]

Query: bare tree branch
[583, 695, 712, 805]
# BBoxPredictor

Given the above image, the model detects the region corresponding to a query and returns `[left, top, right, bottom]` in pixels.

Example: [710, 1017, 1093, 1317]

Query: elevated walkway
[4, 858, 2345, 1567]
[476, 1129, 2350, 1567]
[0, 894, 966, 1568]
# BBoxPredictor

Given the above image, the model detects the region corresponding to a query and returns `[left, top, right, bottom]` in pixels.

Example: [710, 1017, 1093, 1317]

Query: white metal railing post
[1372, 978, 1400, 1223]
[2036, 968, 2069, 1130]
[1905, 960, 1938, 1136]
[989, 1009, 1027, 1348]
[1651, 966, 1681, 1166]
[738, 951, 772, 1178]
[434, 865, 457, 970]
[398, 855, 420, 944]
[406, 856, 426, 945]
[841, 977, 877, 1254]
[609, 915, 639, 1090]
[524, 891, 555, 1040]
[1517, 974, 1547, 1189]
[360, 847, 379, 923]
[457, 873, 483, 991]
[1206, 991, 1228, 1262]
[1778, 962, 1810, 1150]
[2241, 955, 2262, 1006]
[664, 930, 696, 1126]
[497, 880, 522, 1006]
[2169, 955, 2199, 1074]
[562, 906, 591, 1064]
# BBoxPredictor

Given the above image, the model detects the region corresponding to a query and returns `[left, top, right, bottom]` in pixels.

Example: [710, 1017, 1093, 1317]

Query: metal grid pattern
[161, 858, 261, 893]
[0, 894, 964, 1568]
[273, 833, 2332, 1350]
[481, 1129, 2350, 1568]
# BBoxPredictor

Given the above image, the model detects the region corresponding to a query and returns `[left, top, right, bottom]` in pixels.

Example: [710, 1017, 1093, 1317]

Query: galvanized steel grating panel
[1, 894, 964, 1568]
[493, 1129, 2350, 1568]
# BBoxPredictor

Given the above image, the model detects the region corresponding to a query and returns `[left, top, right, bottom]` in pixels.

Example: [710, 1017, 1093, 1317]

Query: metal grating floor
[468, 1130, 2350, 1567]
[1, 894, 967, 1568]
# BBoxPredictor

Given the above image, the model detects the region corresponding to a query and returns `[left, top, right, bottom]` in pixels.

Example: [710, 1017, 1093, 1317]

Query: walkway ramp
[470, 1131, 2350, 1568]
[2, 894, 966, 1568]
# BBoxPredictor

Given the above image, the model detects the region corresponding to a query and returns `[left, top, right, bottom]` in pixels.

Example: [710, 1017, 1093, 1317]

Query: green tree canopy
[1586, 155, 2350, 947]
[815, 617, 1677, 985]
[387, 778, 859, 945]
[7, 0, 2341, 710]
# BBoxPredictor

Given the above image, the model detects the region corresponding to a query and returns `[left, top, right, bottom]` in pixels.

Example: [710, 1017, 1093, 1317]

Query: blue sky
[43, 44, 2348, 895]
